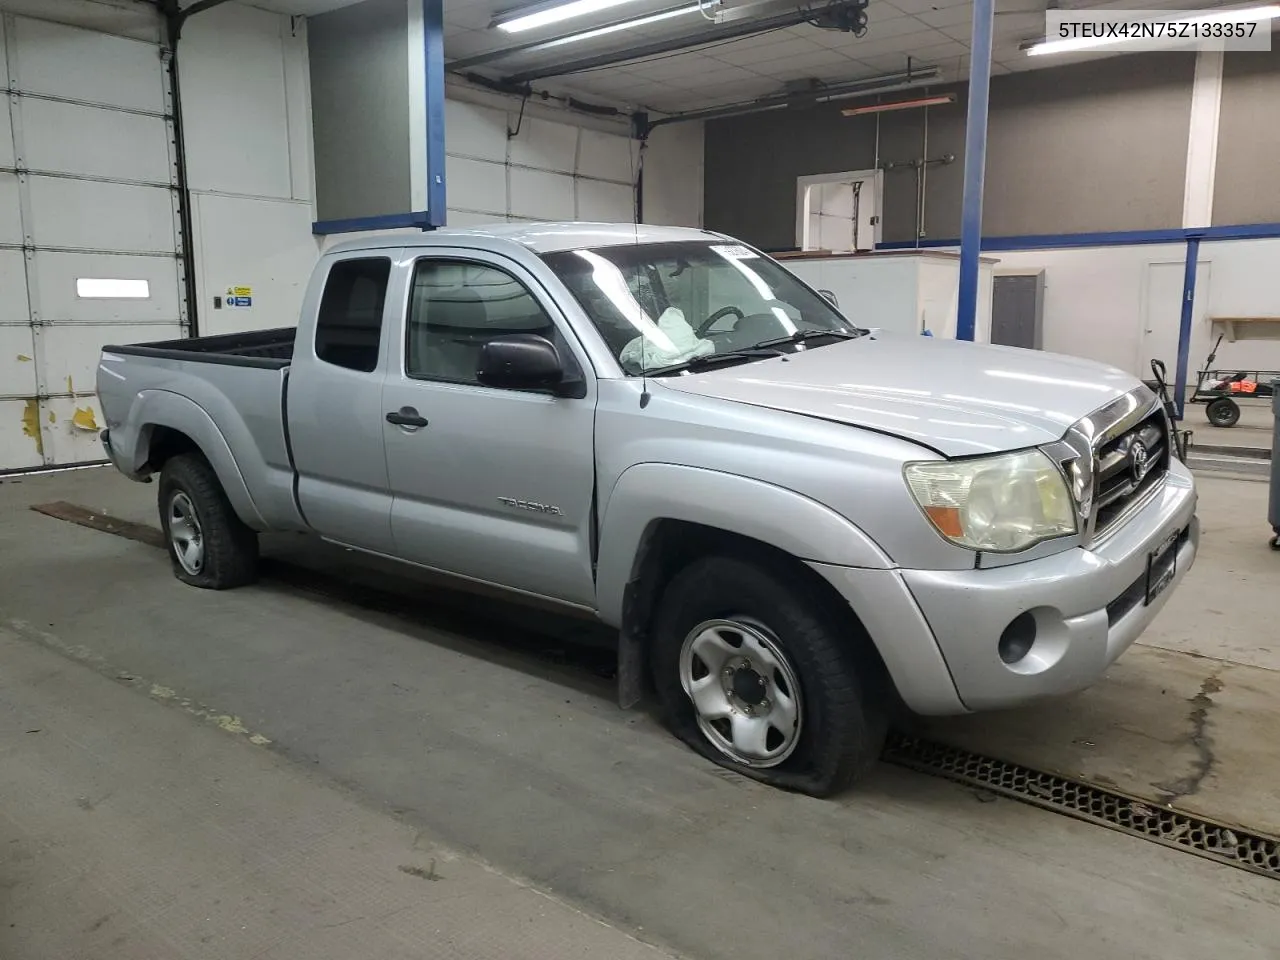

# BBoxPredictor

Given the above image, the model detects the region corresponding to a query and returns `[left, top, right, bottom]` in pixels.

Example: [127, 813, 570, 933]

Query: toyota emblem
[1129, 440, 1151, 483]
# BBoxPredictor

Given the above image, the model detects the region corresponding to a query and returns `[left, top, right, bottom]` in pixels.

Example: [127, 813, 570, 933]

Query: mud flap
[617, 627, 644, 709]
[617, 578, 645, 709]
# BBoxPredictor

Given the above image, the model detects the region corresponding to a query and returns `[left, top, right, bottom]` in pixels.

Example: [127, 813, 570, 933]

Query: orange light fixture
[841, 93, 956, 117]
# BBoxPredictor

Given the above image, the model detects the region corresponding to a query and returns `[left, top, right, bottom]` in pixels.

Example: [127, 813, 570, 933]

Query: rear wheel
[1205, 397, 1240, 428]
[650, 555, 887, 796]
[158, 453, 259, 589]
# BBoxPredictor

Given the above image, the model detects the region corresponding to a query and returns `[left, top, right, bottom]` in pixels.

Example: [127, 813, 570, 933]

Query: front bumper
[812, 458, 1199, 715]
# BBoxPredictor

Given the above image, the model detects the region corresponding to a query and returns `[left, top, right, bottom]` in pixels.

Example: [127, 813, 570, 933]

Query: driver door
[381, 252, 598, 608]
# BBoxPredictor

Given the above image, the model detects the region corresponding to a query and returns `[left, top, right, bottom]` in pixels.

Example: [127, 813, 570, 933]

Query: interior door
[381, 252, 598, 607]
[1141, 260, 1212, 394]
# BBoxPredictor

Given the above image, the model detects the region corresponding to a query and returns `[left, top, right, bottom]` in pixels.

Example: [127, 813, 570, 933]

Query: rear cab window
[314, 257, 392, 373]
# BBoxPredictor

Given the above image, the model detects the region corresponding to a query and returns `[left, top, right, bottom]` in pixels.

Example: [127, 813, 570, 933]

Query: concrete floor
[2, 467, 1280, 959]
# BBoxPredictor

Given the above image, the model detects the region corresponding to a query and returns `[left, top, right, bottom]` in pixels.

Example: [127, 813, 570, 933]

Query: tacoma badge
[497, 497, 563, 516]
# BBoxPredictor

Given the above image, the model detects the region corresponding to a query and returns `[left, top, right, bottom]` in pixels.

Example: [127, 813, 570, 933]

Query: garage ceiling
[242, 0, 1260, 114]
[438, 0, 1251, 114]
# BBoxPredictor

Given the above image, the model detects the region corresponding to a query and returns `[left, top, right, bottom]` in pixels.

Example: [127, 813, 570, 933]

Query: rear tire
[1205, 397, 1240, 428]
[650, 555, 887, 797]
[158, 453, 259, 590]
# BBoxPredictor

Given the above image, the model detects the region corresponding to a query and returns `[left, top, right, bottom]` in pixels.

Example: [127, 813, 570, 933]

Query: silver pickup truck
[97, 222, 1198, 795]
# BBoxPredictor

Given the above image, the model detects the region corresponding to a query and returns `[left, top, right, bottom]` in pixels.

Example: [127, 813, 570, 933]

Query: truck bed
[102, 327, 296, 369]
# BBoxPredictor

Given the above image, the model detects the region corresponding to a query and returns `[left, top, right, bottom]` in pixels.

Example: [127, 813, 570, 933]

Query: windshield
[541, 241, 860, 376]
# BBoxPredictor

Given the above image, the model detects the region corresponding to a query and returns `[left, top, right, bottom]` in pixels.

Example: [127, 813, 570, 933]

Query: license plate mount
[1144, 531, 1179, 606]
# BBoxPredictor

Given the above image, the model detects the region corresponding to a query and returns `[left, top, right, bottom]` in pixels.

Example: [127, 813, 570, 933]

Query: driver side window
[406, 259, 569, 386]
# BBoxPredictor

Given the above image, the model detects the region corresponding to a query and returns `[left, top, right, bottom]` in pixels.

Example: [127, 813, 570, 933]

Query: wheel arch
[597, 464, 894, 708]
[127, 393, 266, 530]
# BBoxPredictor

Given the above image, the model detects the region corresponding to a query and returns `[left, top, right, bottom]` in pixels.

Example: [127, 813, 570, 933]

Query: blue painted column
[424, 0, 447, 227]
[956, 0, 995, 341]
[1173, 236, 1202, 419]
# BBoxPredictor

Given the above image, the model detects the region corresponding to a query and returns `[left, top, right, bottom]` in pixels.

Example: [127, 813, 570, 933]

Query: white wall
[986, 239, 1280, 380]
[443, 79, 704, 230]
[179, 2, 319, 336]
[182, 24, 708, 332]
[643, 121, 704, 229]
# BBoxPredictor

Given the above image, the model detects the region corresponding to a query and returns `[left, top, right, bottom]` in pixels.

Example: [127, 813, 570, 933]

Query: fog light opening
[999, 612, 1037, 665]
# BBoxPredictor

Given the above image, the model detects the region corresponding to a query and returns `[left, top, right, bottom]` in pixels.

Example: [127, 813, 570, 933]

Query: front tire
[650, 555, 887, 797]
[158, 453, 259, 589]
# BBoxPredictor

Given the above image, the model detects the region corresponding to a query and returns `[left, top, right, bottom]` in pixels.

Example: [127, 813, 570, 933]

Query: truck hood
[655, 332, 1141, 458]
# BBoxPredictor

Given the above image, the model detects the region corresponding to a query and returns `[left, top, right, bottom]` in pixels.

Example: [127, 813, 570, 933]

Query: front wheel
[1205, 397, 1240, 428]
[158, 453, 259, 589]
[650, 555, 887, 796]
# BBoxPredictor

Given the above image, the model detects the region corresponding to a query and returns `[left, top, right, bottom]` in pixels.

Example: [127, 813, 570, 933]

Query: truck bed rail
[102, 327, 295, 370]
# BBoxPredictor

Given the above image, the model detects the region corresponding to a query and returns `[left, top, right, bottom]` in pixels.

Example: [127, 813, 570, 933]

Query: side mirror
[818, 289, 839, 308]
[477, 334, 583, 397]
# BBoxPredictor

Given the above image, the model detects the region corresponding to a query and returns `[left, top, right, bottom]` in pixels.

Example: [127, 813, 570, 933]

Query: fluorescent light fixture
[1026, 3, 1280, 55]
[842, 93, 956, 116]
[76, 278, 150, 299]
[813, 68, 943, 103]
[536, 2, 707, 48]
[494, 0, 649, 33]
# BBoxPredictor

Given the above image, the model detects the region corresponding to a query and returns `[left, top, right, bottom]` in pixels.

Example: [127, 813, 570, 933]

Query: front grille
[1090, 408, 1169, 537]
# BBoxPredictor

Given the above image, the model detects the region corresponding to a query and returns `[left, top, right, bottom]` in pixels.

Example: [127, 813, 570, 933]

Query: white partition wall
[780, 251, 995, 342]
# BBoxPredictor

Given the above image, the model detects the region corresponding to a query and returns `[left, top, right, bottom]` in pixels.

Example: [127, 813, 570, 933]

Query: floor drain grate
[884, 734, 1280, 881]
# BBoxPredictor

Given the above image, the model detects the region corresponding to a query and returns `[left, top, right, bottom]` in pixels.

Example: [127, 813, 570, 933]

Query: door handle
[386, 408, 429, 428]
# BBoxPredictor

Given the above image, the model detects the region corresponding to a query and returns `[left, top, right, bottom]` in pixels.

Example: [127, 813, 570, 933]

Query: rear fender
[122, 391, 266, 529]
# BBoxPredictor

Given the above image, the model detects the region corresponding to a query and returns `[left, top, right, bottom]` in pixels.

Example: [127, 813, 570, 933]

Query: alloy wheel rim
[168, 492, 205, 575]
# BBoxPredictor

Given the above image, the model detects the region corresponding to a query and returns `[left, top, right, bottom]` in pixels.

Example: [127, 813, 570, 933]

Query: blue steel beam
[424, 0, 447, 228]
[956, 0, 995, 341]
[1174, 236, 1202, 420]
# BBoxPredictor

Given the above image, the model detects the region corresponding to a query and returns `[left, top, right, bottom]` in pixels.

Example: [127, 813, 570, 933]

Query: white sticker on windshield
[710, 244, 760, 260]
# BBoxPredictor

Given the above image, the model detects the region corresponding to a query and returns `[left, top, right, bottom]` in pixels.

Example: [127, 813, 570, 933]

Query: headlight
[904, 449, 1077, 553]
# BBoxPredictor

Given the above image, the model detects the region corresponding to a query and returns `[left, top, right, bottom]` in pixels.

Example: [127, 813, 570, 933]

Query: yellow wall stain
[21, 398, 43, 456]
[48, 410, 55, 423]
[66, 375, 74, 395]
[16, 354, 31, 362]
[71, 406, 99, 431]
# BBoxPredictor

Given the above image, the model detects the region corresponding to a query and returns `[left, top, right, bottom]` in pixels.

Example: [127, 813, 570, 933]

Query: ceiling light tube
[814, 70, 942, 103]
[842, 93, 956, 116]
[494, 0, 650, 33]
[1025, 3, 1280, 55]
[535, 2, 710, 48]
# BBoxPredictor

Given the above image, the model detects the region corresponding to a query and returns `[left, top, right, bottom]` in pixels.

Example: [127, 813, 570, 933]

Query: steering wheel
[697, 305, 745, 337]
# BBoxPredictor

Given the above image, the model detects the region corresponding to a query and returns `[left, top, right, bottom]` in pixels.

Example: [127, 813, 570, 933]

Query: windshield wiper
[750, 329, 863, 350]
[645, 348, 783, 377]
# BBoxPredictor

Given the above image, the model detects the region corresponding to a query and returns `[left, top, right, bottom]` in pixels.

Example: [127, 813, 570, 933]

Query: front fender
[595, 462, 892, 626]
[121, 390, 267, 530]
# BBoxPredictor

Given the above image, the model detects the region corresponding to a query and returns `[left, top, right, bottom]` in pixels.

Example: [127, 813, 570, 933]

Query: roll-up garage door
[0, 9, 185, 471]
[446, 99, 638, 227]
